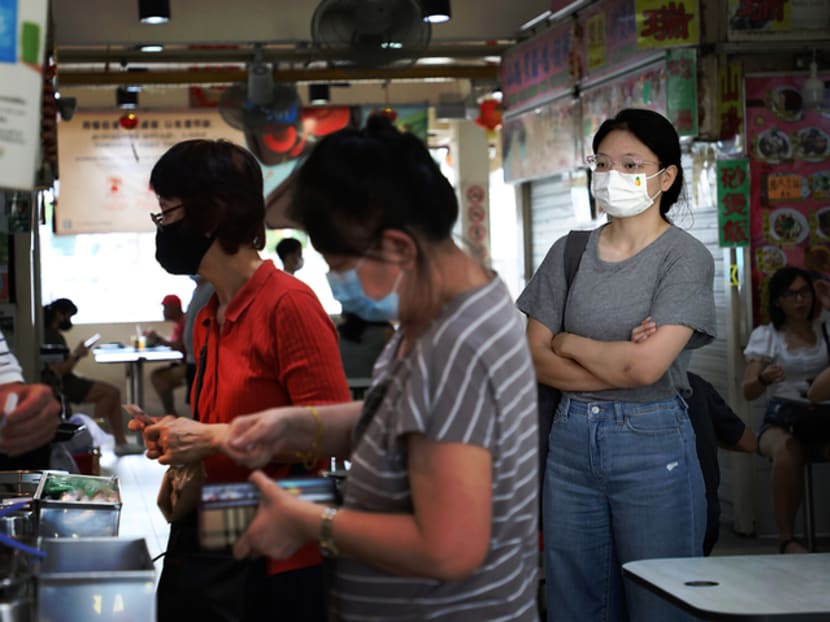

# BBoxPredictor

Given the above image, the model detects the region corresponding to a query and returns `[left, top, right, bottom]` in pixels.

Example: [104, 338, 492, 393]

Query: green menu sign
[717, 158, 750, 247]
[666, 48, 698, 137]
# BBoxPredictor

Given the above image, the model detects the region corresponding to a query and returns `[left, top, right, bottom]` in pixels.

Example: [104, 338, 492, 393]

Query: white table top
[623, 553, 830, 620]
[92, 346, 183, 364]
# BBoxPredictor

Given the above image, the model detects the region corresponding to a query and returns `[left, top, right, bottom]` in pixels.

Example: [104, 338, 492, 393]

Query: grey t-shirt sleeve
[515, 233, 568, 333]
[650, 233, 716, 350]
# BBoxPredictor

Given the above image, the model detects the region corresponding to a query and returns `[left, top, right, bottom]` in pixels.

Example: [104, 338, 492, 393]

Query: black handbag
[537, 230, 590, 479]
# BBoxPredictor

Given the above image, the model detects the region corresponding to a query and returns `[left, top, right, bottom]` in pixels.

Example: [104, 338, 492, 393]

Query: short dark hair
[44, 298, 77, 324]
[149, 139, 266, 254]
[289, 113, 458, 257]
[275, 237, 302, 261]
[767, 266, 815, 329]
[592, 108, 684, 220]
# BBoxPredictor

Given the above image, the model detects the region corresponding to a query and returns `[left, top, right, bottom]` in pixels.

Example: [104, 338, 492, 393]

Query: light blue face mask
[327, 259, 400, 322]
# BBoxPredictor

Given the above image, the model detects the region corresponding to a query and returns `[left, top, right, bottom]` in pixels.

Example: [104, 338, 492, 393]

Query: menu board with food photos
[746, 73, 830, 324]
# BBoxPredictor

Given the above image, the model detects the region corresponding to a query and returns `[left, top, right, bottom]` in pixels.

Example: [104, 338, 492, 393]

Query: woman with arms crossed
[517, 109, 715, 621]
[224, 114, 540, 621]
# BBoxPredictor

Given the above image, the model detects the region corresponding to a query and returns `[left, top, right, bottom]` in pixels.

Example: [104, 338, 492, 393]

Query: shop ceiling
[52, 0, 552, 90]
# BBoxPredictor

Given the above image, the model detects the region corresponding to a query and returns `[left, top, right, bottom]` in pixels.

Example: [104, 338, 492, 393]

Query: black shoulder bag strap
[822, 322, 830, 366]
[537, 229, 591, 502]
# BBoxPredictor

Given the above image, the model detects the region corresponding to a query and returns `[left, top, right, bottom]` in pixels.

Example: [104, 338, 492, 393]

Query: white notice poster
[56, 110, 244, 234]
[0, 0, 48, 191]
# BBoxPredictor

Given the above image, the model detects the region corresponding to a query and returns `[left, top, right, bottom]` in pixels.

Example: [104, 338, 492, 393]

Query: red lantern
[475, 98, 502, 131]
[119, 112, 139, 129]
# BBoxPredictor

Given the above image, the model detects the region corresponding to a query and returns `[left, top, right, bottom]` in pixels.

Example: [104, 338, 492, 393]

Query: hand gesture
[223, 408, 295, 469]
[759, 362, 785, 386]
[232, 471, 310, 561]
[630, 317, 657, 343]
[0, 383, 61, 456]
[143, 416, 225, 465]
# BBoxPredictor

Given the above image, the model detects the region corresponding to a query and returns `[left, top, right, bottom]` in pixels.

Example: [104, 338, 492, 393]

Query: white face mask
[591, 169, 664, 218]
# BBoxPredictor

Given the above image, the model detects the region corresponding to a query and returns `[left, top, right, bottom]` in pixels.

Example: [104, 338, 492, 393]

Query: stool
[803, 456, 826, 552]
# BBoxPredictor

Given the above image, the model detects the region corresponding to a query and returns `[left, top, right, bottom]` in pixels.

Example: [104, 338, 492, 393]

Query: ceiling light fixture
[308, 83, 330, 105]
[422, 0, 451, 24]
[138, 0, 170, 24]
[139, 44, 164, 53]
[116, 86, 139, 109]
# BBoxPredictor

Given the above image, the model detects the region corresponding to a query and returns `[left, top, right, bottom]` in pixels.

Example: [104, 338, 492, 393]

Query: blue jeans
[542, 395, 705, 622]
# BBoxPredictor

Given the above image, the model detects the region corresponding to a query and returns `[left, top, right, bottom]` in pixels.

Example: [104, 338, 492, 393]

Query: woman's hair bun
[364, 111, 396, 135]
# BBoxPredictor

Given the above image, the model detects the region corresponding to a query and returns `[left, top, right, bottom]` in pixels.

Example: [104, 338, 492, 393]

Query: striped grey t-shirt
[331, 277, 540, 621]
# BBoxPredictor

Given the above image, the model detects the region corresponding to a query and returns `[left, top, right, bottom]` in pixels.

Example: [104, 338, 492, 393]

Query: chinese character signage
[0, 0, 48, 191]
[717, 159, 751, 247]
[746, 73, 830, 324]
[718, 61, 744, 143]
[727, 0, 830, 41]
[665, 48, 698, 136]
[500, 19, 575, 110]
[635, 0, 700, 47]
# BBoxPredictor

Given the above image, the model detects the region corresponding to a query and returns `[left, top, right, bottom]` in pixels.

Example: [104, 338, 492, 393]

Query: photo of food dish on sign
[746, 73, 830, 324]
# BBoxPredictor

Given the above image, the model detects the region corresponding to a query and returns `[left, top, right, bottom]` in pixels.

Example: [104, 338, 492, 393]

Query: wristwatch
[319, 506, 339, 558]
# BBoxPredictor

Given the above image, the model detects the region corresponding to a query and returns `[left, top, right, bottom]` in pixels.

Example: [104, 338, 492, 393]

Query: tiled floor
[99, 441, 170, 577]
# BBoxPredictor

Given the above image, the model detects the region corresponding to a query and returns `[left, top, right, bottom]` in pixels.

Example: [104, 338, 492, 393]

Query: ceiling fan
[217, 43, 301, 133]
[311, 0, 431, 68]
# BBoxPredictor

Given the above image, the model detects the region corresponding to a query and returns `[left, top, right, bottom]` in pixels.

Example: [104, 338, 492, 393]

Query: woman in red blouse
[131, 139, 350, 622]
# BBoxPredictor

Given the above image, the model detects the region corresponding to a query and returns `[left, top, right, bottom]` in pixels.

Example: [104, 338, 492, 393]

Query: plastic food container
[36, 538, 154, 622]
[34, 473, 121, 538]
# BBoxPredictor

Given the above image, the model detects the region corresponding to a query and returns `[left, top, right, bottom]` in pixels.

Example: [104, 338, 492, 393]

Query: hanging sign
[0, 0, 48, 191]
[727, 0, 830, 41]
[718, 61, 744, 142]
[501, 19, 574, 110]
[666, 48, 698, 136]
[635, 0, 700, 48]
[717, 158, 751, 248]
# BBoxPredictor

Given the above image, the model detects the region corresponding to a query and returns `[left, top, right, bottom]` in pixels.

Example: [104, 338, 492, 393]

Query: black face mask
[58, 319, 72, 331]
[155, 220, 215, 275]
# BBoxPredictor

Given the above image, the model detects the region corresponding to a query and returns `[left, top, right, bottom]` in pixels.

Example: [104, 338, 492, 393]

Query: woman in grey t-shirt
[222, 114, 540, 621]
[517, 109, 715, 622]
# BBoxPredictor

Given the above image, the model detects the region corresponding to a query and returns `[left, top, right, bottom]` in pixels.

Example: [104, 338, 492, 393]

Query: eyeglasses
[779, 285, 812, 300]
[150, 204, 183, 228]
[586, 154, 660, 173]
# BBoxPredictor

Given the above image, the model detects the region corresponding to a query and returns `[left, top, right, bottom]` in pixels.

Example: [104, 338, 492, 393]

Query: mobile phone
[84, 333, 102, 348]
[122, 403, 154, 425]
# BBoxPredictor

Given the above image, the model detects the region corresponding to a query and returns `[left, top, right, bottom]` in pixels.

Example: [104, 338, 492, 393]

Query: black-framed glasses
[779, 285, 812, 300]
[150, 204, 183, 228]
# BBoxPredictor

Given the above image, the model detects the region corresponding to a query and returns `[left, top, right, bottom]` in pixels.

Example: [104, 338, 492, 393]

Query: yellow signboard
[635, 0, 700, 48]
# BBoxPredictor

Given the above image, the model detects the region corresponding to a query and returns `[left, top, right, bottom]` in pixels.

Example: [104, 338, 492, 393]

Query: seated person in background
[0, 330, 62, 469]
[686, 371, 757, 555]
[43, 298, 142, 456]
[275, 237, 303, 275]
[145, 294, 187, 416]
[742, 266, 830, 554]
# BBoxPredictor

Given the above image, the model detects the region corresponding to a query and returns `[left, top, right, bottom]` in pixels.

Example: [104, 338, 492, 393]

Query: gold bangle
[296, 405, 323, 470]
